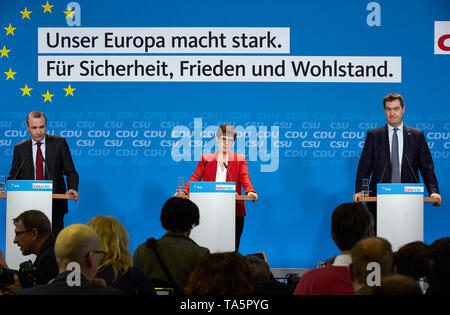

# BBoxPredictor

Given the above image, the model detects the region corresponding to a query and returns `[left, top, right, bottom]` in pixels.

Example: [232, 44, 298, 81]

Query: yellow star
[63, 84, 76, 96]
[4, 68, 16, 80]
[63, 9, 75, 19]
[42, 90, 54, 102]
[4, 24, 16, 36]
[20, 84, 33, 96]
[0, 45, 11, 58]
[20, 7, 32, 20]
[42, 1, 54, 14]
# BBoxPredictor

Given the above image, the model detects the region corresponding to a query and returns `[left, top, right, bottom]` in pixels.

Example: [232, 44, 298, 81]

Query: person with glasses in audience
[15, 224, 123, 295]
[179, 124, 258, 251]
[0, 210, 58, 294]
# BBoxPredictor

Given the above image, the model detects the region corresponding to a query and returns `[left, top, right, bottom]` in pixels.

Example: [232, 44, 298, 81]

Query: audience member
[424, 237, 450, 295]
[88, 215, 156, 295]
[185, 252, 254, 295]
[244, 252, 292, 295]
[370, 274, 423, 295]
[294, 202, 374, 295]
[0, 210, 58, 293]
[350, 237, 395, 295]
[15, 224, 124, 295]
[133, 197, 210, 294]
[393, 241, 428, 282]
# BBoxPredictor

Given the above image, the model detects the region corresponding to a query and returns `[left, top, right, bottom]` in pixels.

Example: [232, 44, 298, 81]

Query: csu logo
[435, 21, 450, 54]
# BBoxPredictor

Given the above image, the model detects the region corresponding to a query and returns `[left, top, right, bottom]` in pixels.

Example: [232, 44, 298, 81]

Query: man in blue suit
[353, 94, 442, 229]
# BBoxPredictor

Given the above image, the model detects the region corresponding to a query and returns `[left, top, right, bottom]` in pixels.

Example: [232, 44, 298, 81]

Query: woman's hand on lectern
[247, 191, 258, 202]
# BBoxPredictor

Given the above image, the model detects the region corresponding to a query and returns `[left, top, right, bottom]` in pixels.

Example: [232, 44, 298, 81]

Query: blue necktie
[391, 128, 401, 183]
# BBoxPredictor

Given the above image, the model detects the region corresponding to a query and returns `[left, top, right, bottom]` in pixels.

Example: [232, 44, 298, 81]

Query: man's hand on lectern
[67, 189, 79, 202]
[431, 193, 442, 207]
[353, 192, 362, 203]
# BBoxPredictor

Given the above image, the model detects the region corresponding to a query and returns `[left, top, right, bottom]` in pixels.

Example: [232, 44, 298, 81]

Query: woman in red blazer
[183, 124, 258, 250]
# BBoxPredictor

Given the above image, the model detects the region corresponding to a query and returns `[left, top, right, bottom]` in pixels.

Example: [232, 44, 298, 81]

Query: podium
[359, 183, 437, 251]
[0, 180, 73, 270]
[187, 182, 237, 253]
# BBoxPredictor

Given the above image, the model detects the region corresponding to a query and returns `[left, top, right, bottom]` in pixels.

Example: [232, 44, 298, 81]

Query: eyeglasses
[84, 250, 107, 259]
[15, 230, 33, 237]
[220, 137, 234, 144]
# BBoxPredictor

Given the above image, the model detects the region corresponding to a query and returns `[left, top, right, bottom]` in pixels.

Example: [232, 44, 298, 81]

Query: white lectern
[377, 183, 424, 251]
[188, 182, 236, 253]
[5, 180, 53, 270]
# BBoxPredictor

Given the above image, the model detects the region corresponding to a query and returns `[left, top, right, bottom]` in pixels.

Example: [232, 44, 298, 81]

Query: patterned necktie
[391, 128, 401, 183]
[36, 142, 44, 180]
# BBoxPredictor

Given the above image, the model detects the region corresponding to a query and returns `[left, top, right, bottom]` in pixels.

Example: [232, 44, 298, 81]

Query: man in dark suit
[353, 93, 442, 230]
[8, 111, 79, 236]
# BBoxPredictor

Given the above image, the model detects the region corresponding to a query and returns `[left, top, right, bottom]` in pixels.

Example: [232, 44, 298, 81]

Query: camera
[0, 260, 37, 288]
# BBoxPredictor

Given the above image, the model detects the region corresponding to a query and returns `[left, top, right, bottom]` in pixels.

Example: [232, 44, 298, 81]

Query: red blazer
[184, 152, 256, 217]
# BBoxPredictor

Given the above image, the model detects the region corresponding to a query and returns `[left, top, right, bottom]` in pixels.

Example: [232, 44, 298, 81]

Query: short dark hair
[26, 111, 47, 126]
[393, 241, 428, 281]
[383, 93, 404, 108]
[185, 252, 254, 295]
[244, 254, 271, 282]
[13, 210, 52, 237]
[331, 203, 374, 251]
[160, 197, 200, 233]
[216, 124, 237, 141]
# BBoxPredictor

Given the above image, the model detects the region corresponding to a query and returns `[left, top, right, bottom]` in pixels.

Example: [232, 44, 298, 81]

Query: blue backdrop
[1, 0, 449, 268]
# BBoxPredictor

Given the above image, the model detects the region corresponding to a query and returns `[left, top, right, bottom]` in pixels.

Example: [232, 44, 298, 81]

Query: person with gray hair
[15, 224, 123, 295]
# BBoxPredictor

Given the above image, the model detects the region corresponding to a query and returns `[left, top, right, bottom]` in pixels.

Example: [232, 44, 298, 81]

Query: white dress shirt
[332, 254, 352, 267]
[215, 161, 228, 182]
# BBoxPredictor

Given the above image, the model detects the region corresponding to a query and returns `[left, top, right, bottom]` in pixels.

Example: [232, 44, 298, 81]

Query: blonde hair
[55, 224, 99, 269]
[87, 215, 132, 281]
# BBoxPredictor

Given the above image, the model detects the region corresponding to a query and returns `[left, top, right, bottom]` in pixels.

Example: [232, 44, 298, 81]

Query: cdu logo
[435, 21, 450, 54]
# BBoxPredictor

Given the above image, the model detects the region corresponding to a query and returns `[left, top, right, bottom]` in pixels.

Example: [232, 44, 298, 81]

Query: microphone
[379, 158, 388, 184]
[223, 162, 233, 182]
[12, 152, 32, 180]
[41, 156, 52, 181]
[404, 154, 419, 183]
[197, 160, 208, 181]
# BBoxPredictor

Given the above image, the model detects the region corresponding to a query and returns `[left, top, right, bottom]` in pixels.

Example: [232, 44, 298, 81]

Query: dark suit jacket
[183, 152, 256, 217]
[95, 265, 156, 295]
[8, 134, 79, 215]
[356, 124, 439, 196]
[33, 236, 59, 286]
[14, 271, 124, 295]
